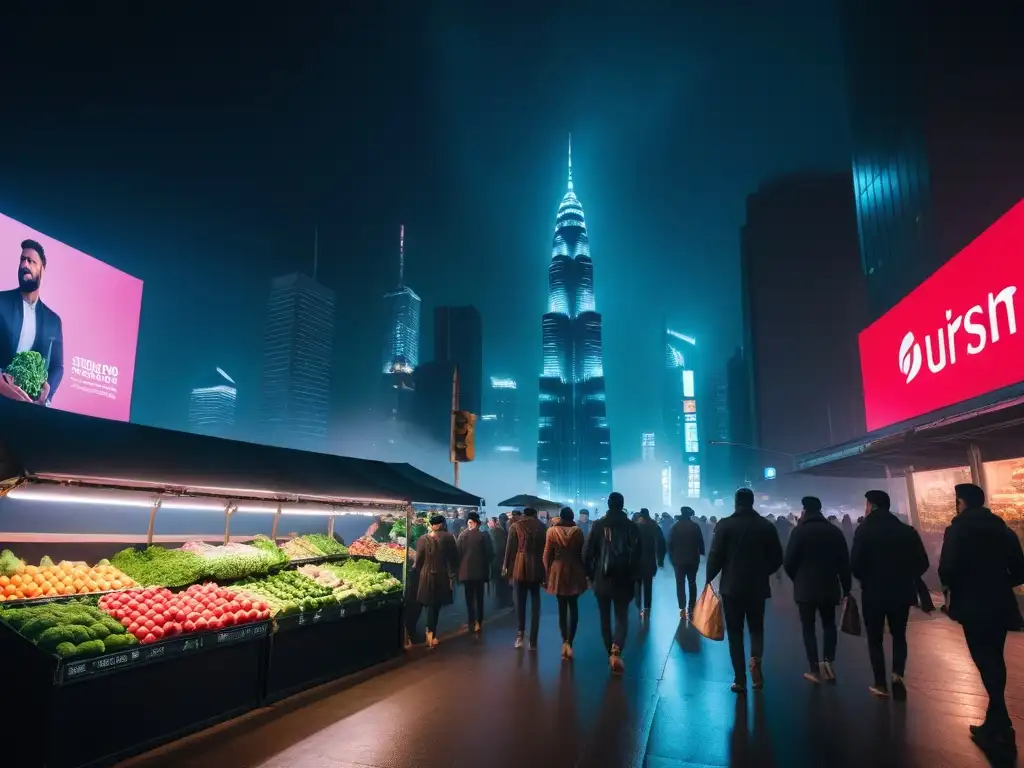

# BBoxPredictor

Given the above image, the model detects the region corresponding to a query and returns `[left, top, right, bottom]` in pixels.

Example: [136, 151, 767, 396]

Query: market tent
[0, 398, 478, 507]
[497, 493, 562, 512]
[383, 462, 483, 507]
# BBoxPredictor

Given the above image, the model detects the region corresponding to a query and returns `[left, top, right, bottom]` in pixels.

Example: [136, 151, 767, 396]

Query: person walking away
[939, 483, 1024, 753]
[660, 512, 674, 541]
[457, 511, 494, 633]
[488, 515, 511, 608]
[583, 491, 641, 674]
[669, 506, 705, 619]
[840, 514, 855, 552]
[502, 506, 546, 650]
[415, 515, 460, 648]
[706, 488, 784, 693]
[851, 490, 929, 699]
[784, 496, 851, 684]
[635, 508, 667, 620]
[543, 507, 588, 659]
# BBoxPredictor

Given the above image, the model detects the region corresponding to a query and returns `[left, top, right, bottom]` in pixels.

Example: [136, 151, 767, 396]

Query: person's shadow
[674, 620, 703, 655]
[729, 694, 775, 767]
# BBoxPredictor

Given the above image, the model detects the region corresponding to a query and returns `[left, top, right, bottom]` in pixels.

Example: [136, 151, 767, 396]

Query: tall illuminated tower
[380, 225, 420, 426]
[663, 328, 701, 499]
[537, 136, 612, 507]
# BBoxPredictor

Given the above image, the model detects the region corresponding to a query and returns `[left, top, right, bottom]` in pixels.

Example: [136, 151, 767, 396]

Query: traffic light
[451, 410, 477, 462]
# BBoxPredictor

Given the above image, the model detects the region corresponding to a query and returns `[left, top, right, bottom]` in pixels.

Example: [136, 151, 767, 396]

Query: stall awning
[0, 398, 481, 508]
[382, 462, 484, 508]
[797, 391, 1024, 479]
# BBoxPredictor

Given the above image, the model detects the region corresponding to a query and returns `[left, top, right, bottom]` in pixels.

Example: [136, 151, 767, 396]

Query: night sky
[0, 1, 850, 467]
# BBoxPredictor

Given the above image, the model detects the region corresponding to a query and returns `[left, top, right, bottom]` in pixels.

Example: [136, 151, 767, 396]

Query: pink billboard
[0, 212, 143, 421]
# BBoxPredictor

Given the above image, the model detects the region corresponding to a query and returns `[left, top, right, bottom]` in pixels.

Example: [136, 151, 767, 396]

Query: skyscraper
[380, 225, 421, 425]
[487, 377, 521, 456]
[537, 136, 612, 507]
[641, 433, 656, 463]
[259, 272, 335, 450]
[188, 367, 237, 439]
[663, 328, 701, 499]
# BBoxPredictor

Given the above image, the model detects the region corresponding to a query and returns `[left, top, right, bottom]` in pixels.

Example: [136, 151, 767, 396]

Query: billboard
[0, 212, 143, 421]
[859, 199, 1024, 432]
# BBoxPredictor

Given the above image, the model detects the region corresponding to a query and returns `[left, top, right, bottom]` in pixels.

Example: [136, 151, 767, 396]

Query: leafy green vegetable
[0, 549, 24, 577]
[5, 350, 47, 398]
[110, 546, 206, 587]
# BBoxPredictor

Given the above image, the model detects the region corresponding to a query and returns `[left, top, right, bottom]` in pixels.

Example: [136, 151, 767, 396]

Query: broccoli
[102, 634, 137, 651]
[36, 626, 79, 652]
[74, 640, 105, 657]
[20, 616, 59, 639]
[5, 350, 47, 399]
[55, 642, 78, 657]
[88, 623, 111, 640]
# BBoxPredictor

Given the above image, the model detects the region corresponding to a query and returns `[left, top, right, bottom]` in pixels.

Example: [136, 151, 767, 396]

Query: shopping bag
[691, 583, 725, 641]
[915, 577, 935, 613]
[840, 594, 862, 636]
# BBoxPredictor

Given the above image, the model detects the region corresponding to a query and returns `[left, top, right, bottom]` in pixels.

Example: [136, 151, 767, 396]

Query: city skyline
[537, 137, 613, 507]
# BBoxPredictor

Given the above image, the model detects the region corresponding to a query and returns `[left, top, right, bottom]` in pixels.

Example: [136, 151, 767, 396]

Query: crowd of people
[411, 482, 1024, 755]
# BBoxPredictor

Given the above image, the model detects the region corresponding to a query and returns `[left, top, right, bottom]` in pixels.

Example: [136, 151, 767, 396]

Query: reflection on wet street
[121, 568, 1022, 767]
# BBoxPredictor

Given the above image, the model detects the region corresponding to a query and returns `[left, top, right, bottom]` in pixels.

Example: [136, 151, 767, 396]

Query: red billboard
[859, 199, 1024, 432]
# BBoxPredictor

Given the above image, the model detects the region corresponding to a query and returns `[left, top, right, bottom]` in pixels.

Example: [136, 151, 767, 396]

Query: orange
[0, 575, 9, 587]
[10, 575, 22, 587]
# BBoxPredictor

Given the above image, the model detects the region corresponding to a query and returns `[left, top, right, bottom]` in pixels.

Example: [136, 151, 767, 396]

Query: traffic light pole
[451, 364, 460, 488]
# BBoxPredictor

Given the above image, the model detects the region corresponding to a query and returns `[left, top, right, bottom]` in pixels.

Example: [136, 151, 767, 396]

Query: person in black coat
[457, 511, 494, 633]
[668, 506, 705, 618]
[415, 515, 460, 648]
[784, 496, 851, 684]
[583, 492, 642, 674]
[939, 483, 1024, 752]
[634, 508, 667, 620]
[706, 488, 784, 693]
[850, 489, 929, 699]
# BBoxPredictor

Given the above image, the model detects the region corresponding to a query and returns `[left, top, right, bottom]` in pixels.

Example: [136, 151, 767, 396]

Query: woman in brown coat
[543, 507, 589, 659]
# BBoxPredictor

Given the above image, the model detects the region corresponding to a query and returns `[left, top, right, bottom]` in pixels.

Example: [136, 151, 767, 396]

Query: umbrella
[496, 493, 563, 513]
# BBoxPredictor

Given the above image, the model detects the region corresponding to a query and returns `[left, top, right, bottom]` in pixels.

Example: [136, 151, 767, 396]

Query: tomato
[183, 619, 196, 633]
[151, 626, 165, 640]
[208, 618, 222, 631]
[247, 609, 260, 622]
[186, 612, 200, 623]
[235, 610, 249, 624]
[143, 618, 155, 631]
[152, 614, 167, 627]
[174, 609, 187, 622]
[221, 612, 235, 627]
[214, 597, 227, 608]
[201, 610, 214, 621]
[195, 617, 208, 631]
[258, 609, 270, 620]
[211, 606, 223, 618]
[113, 609, 125, 620]
[142, 633, 156, 644]
[120, 616, 132, 627]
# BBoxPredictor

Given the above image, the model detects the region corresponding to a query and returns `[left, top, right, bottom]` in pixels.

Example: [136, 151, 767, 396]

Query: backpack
[601, 523, 633, 578]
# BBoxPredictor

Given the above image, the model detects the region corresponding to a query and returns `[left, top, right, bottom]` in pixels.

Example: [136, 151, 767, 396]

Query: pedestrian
[457, 511, 494, 634]
[578, 509, 592, 538]
[543, 506, 588, 660]
[659, 512, 674, 542]
[502, 506, 546, 650]
[635, 508, 667, 620]
[583, 491, 641, 674]
[415, 514, 460, 648]
[706, 488, 784, 694]
[488, 514, 511, 607]
[840, 514, 855, 551]
[668, 505, 705, 619]
[784, 496, 851, 684]
[939, 483, 1024, 752]
[850, 489, 929, 699]
[450, 510, 466, 537]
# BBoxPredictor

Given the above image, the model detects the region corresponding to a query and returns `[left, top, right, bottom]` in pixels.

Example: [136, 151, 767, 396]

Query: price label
[65, 662, 87, 679]
[298, 613, 307, 627]
[182, 637, 203, 653]
[312, 609, 323, 623]
[339, 607, 347, 618]
[145, 645, 166, 661]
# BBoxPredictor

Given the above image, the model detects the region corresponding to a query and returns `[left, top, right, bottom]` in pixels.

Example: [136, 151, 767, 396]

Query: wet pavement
[120, 568, 1023, 768]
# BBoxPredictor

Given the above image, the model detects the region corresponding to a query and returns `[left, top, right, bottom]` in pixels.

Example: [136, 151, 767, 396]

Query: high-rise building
[411, 361, 454, 447]
[259, 272, 335, 450]
[726, 347, 755, 488]
[641, 433, 656, 463]
[537, 136, 612, 507]
[188, 367, 236, 438]
[663, 328, 701, 499]
[380, 226, 421, 426]
[381, 225, 421, 375]
[434, 306, 483, 417]
[841, 0, 1024, 320]
[484, 377, 521, 456]
[740, 174, 867, 457]
[704, 371, 732, 497]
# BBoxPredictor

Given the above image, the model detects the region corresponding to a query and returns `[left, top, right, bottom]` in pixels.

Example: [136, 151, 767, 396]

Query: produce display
[346, 537, 380, 558]
[374, 542, 406, 563]
[0, 553, 136, 602]
[98, 584, 270, 644]
[5, 350, 48, 399]
[279, 534, 348, 561]
[110, 546, 207, 588]
[179, 541, 281, 580]
[323, 560, 402, 599]
[0, 597, 137, 657]
[232, 570, 337, 617]
[390, 516, 428, 547]
[249, 535, 289, 567]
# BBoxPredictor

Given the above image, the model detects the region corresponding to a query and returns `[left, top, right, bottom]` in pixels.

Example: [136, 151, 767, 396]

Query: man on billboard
[0, 239, 64, 405]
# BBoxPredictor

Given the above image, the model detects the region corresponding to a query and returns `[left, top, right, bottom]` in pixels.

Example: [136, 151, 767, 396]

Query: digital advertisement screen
[859, 198, 1024, 432]
[0, 212, 143, 421]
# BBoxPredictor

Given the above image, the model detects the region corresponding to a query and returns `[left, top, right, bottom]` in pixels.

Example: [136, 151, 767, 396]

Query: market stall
[0, 399, 482, 767]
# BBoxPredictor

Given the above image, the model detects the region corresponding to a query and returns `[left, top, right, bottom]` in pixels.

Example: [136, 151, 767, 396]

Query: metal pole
[451, 364, 460, 488]
[968, 442, 987, 495]
[904, 465, 920, 529]
[146, 499, 161, 547]
[826, 404, 834, 445]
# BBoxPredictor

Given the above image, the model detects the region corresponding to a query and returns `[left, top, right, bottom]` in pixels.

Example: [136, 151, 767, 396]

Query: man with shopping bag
[705, 488, 784, 694]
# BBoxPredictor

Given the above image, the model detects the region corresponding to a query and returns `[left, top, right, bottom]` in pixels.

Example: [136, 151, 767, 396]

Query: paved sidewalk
[119, 569, 1023, 768]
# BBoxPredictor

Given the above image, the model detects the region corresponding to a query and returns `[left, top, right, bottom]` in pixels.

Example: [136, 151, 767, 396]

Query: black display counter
[263, 595, 403, 703]
[1, 618, 270, 768]
[1, 595, 404, 768]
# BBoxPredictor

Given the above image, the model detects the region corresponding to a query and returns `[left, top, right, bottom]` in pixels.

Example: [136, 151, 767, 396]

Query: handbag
[840, 593, 862, 636]
[691, 583, 725, 641]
